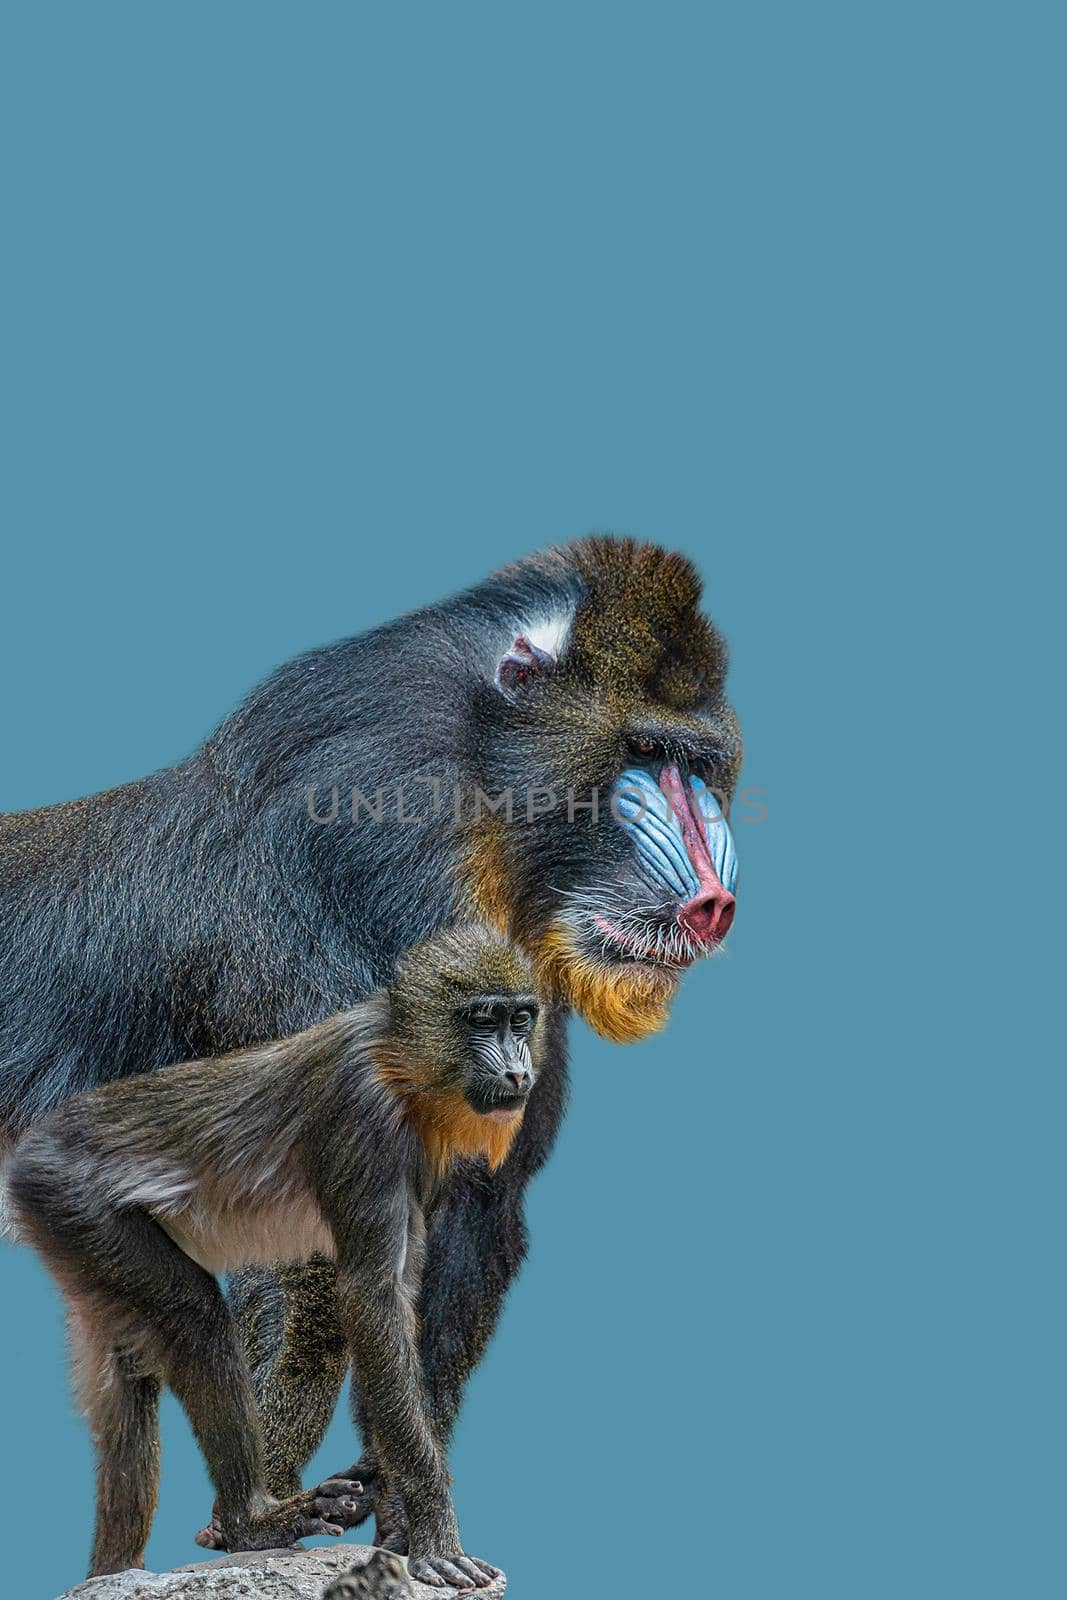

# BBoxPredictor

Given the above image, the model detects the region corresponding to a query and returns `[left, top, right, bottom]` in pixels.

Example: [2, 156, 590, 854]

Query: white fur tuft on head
[491, 607, 576, 700]
[518, 608, 575, 662]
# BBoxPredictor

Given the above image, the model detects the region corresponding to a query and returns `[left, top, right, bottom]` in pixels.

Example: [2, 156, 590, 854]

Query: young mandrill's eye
[511, 1008, 535, 1031]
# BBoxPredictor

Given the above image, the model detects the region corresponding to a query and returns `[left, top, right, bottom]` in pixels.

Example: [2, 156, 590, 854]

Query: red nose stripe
[658, 763, 723, 894]
[659, 763, 736, 946]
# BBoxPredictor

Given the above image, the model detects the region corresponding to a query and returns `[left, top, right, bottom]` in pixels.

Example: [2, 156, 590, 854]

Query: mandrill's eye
[628, 737, 657, 760]
[511, 1008, 535, 1031]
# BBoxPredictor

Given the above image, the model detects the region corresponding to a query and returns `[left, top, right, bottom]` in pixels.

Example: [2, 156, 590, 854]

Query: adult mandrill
[7, 925, 539, 1587]
[0, 535, 742, 1543]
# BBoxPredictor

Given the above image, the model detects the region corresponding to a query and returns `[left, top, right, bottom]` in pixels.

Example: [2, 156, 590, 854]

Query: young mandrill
[7, 924, 543, 1589]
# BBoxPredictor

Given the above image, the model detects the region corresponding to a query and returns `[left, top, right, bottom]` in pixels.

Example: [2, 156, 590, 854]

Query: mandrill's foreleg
[334, 1162, 534, 1554]
[231, 1257, 350, 1497]
[334, 1239, 501, 1592]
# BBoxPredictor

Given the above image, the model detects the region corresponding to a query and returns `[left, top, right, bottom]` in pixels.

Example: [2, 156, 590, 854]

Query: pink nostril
[507, 1071, 526, 1092]
[678, 889, 736, 945]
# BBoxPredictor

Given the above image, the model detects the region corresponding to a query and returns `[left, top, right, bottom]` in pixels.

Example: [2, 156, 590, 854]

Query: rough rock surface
[54, 1545, 507, 1600]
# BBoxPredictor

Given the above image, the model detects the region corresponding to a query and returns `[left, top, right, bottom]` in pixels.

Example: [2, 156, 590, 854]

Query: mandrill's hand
[215, 1478, 364, 1551]
[326, 1460, 411, 1554]
[196, 1475, 379, 1551]
[324, 1454, 392, 1530]
[407, 1549, 502, 1591]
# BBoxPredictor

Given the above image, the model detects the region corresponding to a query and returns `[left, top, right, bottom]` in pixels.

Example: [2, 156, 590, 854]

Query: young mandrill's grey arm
[333, 1166, 531, 1558]
[325, 1184, 501, 1593]
[340, 1016, 567, 1553]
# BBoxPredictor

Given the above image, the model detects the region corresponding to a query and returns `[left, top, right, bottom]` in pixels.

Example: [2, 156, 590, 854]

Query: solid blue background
[0, 5, 1060, 1598]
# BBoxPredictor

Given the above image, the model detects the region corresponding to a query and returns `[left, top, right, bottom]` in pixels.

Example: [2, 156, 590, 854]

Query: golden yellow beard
[461, 823, 678, 1043]
[373, 1045, 524, 1178]
[535, 921, 678, 1044]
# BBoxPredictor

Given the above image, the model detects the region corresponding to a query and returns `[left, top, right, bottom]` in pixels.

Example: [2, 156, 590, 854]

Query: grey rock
[54, 1545, 506, 1600]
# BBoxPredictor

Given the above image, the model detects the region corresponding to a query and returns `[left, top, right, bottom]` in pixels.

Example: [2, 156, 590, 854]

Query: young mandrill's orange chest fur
[372, 1043, 524, 1178]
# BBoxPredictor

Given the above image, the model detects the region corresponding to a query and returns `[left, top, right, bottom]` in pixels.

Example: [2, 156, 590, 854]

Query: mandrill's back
[0, 766, 222, 1139]
[0, 575, 505, 1143]
[0, 538, 633, 1144]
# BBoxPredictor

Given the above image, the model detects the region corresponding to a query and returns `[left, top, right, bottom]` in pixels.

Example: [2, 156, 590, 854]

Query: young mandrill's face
[455, 992, 540, 1122]
[386, 925, 545, 1129]
[470, 540, 743, 1044]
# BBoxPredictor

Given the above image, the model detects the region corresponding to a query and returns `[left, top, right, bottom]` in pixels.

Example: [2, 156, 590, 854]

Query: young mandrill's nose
[506, 1068, 531, 1094]
[678, 886, 736, 945]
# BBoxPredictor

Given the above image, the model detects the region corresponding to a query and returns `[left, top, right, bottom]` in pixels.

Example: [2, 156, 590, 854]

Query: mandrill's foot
[194, 1497, 225, 1551]
[408, 1551, 502, 1591]
[216, 1478, 364, 1551]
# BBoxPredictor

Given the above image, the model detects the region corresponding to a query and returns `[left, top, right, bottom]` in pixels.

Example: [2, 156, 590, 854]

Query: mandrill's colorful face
[465, 537, 743, 1044]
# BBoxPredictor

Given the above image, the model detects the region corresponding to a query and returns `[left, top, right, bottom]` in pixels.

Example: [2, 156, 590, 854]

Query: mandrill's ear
[494, 634, 557, 702]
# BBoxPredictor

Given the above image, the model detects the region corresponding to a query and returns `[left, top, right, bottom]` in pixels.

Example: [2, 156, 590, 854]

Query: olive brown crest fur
[461, 536, 742, 1044]
[5, 925, 539, 1586]
[0, 534, 741, 1545]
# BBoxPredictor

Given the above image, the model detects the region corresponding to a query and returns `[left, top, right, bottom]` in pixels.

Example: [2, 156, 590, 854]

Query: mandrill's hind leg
[73, 1216, 364, 1560]
[68, 1311, 162, 1576]
[8, 1151, 363, 1574]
